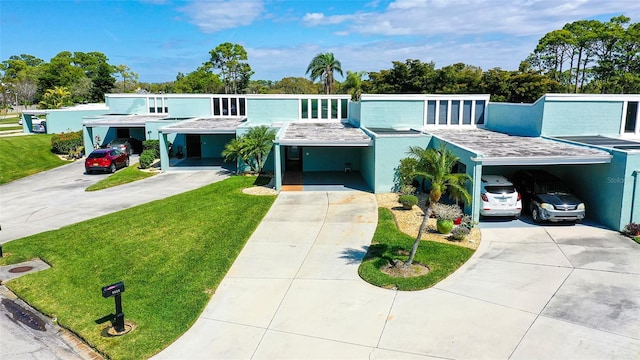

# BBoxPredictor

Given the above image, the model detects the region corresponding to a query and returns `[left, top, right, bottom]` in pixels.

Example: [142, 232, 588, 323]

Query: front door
[285, 146, 303, 171]
[186, 134, 201, 158]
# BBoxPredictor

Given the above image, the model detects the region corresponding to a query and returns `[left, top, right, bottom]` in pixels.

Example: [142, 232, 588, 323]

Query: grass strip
[86, 163, 156, 191]
[0, 176, 275, 360]
[358, 208, 474, 291]
[0, 134, 67, 184]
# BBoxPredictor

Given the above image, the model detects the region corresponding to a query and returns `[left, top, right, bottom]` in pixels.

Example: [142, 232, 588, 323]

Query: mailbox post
[102, 281, 125, 332]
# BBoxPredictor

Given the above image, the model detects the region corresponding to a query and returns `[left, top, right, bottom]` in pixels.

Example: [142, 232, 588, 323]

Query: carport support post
[83, 126, 94, 151]
[159, 132, 170, 171]
[471, 162, 483, 223]
[274, 142, 282, 191]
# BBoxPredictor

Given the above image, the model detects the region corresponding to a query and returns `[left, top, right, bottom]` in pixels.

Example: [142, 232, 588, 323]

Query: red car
[85, 149, 130, 174]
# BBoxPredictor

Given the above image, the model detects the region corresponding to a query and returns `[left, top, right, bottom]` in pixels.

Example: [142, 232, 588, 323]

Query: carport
[159, 117, 247, 171]
[83, 114, 167, 153]
[274, 122, 373, 191]
[426, 129, 613, 223]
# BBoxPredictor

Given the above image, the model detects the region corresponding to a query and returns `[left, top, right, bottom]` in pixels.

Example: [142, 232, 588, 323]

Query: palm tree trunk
[404, 205, 431, 267]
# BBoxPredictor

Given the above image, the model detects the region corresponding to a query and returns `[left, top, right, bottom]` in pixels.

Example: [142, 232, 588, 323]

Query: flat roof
[556, 136, 640, 151]
[278, 121, 373, 146]
[160, 117, 247, 134]
[83, 114, 168, 127]
[426, 128, 612, 165]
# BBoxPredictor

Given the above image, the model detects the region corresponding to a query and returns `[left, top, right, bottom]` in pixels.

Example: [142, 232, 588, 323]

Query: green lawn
[0, 176, 276, 360]
[0, 135, 67, 184]
[86, 163, 157, 191]
[0, 114, 20, 124]
[359, 208, 475, 291]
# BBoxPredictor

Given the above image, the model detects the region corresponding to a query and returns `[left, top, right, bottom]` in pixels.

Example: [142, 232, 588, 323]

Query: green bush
[143, 140, 160, 159]
[398, 194, 418, 209]
[139, 150, 155, 169]
[451, 226, 470, 240]
[51, 130, 83, 154]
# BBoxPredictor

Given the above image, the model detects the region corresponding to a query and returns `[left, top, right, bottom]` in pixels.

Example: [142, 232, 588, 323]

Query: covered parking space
[159, 117, 247, 171]
[273, 122, 373, 191]
[427, 129, 613, 224]
[83, 114, 168, 153]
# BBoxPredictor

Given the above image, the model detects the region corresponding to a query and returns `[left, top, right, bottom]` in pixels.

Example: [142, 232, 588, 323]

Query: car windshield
[88, 152, 108, 159]
[485, 185, 516, 194]
[534, 181, 570, 194]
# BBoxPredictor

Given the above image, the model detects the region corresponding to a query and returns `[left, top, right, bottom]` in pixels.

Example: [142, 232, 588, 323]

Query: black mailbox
[102, 282, 125, 298]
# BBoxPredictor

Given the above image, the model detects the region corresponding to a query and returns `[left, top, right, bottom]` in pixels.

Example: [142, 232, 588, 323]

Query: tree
[306, 53, 343, 94]
[173, 66, 222, 93]
[114, 64, 139, 93]
[400, 145, 471, 267]
[368, 59, 436, 93]
[207, 42, 253, 94]
[271, 77, 317, 94]
[342, 71, 367, 100]
[222, 125, 276, 174]
[39, 86, 72, 109]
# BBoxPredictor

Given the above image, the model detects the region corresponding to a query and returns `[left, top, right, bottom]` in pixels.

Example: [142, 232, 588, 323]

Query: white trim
[277, 139, 373, 147]
[621, 101, 629, 135]
[472, 155, 612, 165]
[247, 94, 351, 100]
[360, 94, 491, 101]
[543, 93, 640, 102]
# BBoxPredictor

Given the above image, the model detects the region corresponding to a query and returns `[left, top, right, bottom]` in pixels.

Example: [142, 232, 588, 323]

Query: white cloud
[179, 0, 264, 33]
[303, 0, 640, 37]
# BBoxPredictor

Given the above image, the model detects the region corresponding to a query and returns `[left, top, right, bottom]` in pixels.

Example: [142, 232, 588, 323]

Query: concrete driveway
[155, 192, 640, 360]
[0, 159, 230, 243]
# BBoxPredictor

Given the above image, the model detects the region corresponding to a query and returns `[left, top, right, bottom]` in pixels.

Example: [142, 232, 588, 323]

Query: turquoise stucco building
[26, 92, 640, 232]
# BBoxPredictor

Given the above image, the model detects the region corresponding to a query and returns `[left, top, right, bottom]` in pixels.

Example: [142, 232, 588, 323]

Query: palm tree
[306, 53, 343, 94]
[222, 125, 276, 174]
[403, 145, 472, 267]
[38, 86, 72, 109]
[343, 70, 367, 100]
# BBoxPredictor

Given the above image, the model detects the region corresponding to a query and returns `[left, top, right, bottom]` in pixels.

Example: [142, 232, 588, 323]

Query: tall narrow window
[331, 99, 338, 119]
[450, 100, 460, 125]
[149, 98, 156, 113]
[427, 100, 436, 125]
[438, 100, 448, 125]
[222, 98, 229, 115]
[301, 99, 309, 119]
[625, 102, 638, 133]
[230, 98, 238, 115]
[321, 99, 328, 119]
[239, 98, 246, 116]
[475, 100, 485, 125]
[462, 100, 472, 124]
[213, 98, 220, 115]
[341, 99, 348, 119]
[311, 99, 318, 119]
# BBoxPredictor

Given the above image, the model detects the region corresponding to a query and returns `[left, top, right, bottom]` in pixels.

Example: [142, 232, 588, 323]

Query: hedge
[139, 150, 155, 169]
[51, 131, 83, 155]
[142, 140, 160, 159]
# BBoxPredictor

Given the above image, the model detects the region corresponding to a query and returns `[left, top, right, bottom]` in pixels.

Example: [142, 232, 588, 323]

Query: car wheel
[110, 163, 116, 173]
[125, 157, 130, 167]
[531, 207, 541, 223]
[514, 214, 520, 220]
[86, 169, 92, 175]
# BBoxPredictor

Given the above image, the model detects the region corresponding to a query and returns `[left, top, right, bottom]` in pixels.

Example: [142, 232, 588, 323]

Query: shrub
[398, 194, 418, 209]
[431, 202, 463, 221]
[451, 226, 470, 240]
[143, 140, 160, 159]
[51, 130, 83, 154]
[623, 222, 640, 236]
[139, 150, 155, 169]
[460, 214, 475, 230]
[399, 184, 416, 195]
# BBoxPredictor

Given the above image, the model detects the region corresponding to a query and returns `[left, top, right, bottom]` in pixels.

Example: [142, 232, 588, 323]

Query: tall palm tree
[306, 53, 343, 94]
[404, 145, 472, 267]
[343, 70, 367, 100]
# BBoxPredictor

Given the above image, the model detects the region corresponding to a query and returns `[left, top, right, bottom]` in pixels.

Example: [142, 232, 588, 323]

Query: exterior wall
[541, 101, 624, 136]
[349, 101, 361, 127]
[106, 96, 147, 114]
[360, 145, 375, 191]
[360, 100, 425, 129]
[166, 97, 212, 117]
[621, 152, 640, 226]
[486, 100, 544, 136]
[372, 134, 431, 193]
[247, 98, 299, 125]
[201, 134, 234, 158]
[302, 147, 362, 172]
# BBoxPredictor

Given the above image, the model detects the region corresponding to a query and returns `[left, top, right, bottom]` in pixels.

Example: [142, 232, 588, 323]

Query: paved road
[154, 192, 640, 360]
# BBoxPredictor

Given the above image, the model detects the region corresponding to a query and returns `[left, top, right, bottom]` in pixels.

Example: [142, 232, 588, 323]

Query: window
[321, 99, 328, 118]
[625, 101, 638, 133]
[212, 97, 246, 116]
[311, 99, 318, 119]
[239, 98, 246, 116]
[213, 98, 221, 115]
[149, 97, 168, 114]
[331, 99, 338, 119]
[426, 100, 436, 125]
[462, 100, 473, 124]
[222, 98, 229, 115]
[341, 99, 348, 118]
[301, 99, 309, 118]
[475, 100, 485, 124]
[450, 101, 460, 125]
[438, 101, 448, 124]
[299, 97, 349, 120]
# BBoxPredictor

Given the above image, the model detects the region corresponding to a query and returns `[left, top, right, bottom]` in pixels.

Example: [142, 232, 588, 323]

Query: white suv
[480, 175, 522, 219]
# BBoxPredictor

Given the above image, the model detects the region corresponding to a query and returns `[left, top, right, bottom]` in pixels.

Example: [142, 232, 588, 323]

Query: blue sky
[1, 0, 639, 83]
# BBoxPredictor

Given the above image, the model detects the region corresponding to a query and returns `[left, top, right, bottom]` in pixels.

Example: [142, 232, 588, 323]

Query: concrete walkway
[155, 192, 640, 360]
